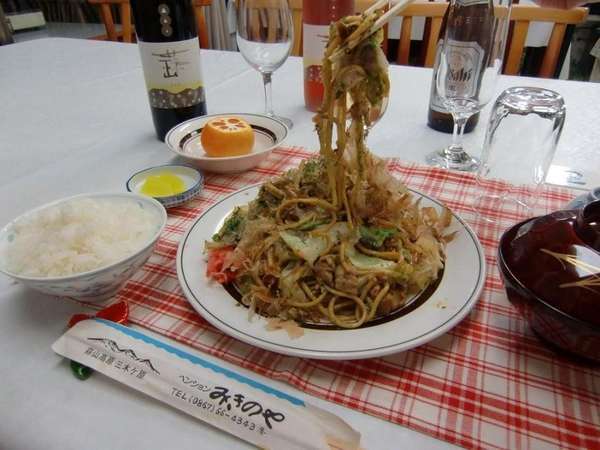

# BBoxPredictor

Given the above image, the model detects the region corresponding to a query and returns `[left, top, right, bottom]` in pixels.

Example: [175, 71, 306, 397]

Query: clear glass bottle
[303, 0, 354, 112]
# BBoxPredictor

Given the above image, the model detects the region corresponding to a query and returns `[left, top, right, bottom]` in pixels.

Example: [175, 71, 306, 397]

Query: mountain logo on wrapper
[138, 39, 206, 109]
[88, 337, 160, 375]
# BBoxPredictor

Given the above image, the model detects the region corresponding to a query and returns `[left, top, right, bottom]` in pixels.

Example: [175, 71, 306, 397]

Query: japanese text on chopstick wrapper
[52, 319, 360, 450]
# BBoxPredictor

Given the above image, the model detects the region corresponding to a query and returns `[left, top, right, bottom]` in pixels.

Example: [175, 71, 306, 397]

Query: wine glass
[426, 0, 512, 172]
[236, 0, 294, 128]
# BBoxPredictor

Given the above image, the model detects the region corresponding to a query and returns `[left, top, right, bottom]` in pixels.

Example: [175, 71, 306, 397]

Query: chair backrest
[88, 0, 212, 48]
[289, 0, 371, 56]
[192, 0, 212, 49]
[372, 0, 448, 67]
[377, 1, 588, 76]
[505, 5, 587, 77]
[290, 1, 588, 78]
[88, 0, 133, 43]
[290, 0, 302, 55]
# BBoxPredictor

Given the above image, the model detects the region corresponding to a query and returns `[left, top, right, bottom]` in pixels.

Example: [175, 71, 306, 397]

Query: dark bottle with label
[131, 0, 207, 141]
[426, 1, 484, 134]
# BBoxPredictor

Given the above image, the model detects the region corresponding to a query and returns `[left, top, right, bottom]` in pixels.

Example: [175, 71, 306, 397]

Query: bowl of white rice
[0, 193, 167, 302]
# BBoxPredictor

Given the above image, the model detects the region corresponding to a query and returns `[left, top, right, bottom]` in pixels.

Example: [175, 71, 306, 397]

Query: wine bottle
[131, 0, 207, 141]
[303, 0, 354, 112]
[426, 1, 484, 134]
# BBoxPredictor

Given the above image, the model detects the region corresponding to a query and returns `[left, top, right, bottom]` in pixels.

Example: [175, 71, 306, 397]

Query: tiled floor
[13, 22, 106, 43]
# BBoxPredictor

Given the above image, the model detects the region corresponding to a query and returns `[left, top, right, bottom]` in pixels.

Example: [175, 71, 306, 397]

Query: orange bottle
[303, 0, 354, 112]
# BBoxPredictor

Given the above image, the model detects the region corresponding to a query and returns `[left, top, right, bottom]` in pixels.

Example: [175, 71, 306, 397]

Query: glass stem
[262, 72, 274, 117]
[447, 114, 469, 156]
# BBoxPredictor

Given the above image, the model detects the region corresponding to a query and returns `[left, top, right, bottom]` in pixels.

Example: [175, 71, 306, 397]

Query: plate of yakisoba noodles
[177, 7, 485, 360]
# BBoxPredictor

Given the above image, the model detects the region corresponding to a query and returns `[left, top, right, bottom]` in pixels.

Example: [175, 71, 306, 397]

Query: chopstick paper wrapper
[52, 318, 361, 450]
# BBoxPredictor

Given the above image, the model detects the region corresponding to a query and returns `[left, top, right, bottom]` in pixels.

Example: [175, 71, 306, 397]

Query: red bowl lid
[499, 201, 600, 327]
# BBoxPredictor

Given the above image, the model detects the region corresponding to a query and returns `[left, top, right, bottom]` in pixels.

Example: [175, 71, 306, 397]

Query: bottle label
[429, 40, 447, 113]
[303, 23, 330, 76]
[138, 38, 205, 109]
[430, 89, 447, 113]
[443, 38, 485, 99]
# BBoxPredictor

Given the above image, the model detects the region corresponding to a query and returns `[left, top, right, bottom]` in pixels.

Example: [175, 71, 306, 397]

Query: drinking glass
[426, 0, 512, 172]
[474, 87, 566, 222]
[236, 0, 294, 128]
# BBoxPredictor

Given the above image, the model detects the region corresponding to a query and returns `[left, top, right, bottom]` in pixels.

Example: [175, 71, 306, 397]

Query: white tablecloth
[1, 38, 599, 450]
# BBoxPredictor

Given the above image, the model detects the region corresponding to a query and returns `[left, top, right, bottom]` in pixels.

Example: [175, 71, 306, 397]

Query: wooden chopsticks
[329, 0, 417, 62]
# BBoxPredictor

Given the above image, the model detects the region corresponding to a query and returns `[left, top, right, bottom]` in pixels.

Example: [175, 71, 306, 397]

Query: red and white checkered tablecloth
[110, 147, 599, 449]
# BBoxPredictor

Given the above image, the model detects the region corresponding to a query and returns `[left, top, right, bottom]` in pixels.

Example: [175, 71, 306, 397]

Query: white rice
[1, 197, 159, 277]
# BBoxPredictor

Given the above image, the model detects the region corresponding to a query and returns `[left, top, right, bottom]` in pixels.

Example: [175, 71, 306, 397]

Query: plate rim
[165, 113, 289, 162]
[177, 183, 486, 360]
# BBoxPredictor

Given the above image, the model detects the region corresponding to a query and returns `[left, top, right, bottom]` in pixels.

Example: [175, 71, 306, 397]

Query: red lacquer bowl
[497, 200, 600, 363]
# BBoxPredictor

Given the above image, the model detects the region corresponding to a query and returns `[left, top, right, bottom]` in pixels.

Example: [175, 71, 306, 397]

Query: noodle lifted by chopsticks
[206, 8, 453, 329]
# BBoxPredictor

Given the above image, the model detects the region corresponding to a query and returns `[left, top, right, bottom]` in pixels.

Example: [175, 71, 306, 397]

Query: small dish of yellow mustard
[141, 172, 186, 197]
[126, 165, 203, 208]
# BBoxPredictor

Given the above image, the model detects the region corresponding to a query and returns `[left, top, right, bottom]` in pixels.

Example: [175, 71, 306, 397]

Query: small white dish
[165, 113, 289, 174]
[0, 193, 167, 302]
[177, 185, 486, 360]
[126, 164, 204, 209]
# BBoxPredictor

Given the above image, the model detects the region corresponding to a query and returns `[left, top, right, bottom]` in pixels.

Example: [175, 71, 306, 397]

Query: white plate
[165, 113, 288, 174]
[177, 185, 486, 360]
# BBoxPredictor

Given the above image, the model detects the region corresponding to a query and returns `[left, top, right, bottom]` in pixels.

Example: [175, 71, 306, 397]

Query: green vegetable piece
[359, 225, 396, 248]
[70, 360, 93, 380]
[300, 159, 323, 185]
[213, 207, 246, 243]
[297, 217, 329, 231]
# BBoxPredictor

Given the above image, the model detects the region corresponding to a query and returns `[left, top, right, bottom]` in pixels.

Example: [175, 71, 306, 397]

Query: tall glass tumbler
[474, 87, 566, 222]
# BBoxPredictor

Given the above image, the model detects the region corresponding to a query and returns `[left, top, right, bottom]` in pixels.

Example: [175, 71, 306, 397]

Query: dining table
[1, 37, 599, 450]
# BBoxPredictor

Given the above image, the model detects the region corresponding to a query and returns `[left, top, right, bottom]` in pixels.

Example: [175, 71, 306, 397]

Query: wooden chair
[290, 0, 302, 56]
[505, 5, 588, 77]
[376, 1, 588, 76]
[88, 0, 133, 43]
[290, 1, 588, 78]
[289, 0, 372, 56]
[192, 0, 212, 49]
[88, 0, 212, 48]
[367, 0, 448, 67]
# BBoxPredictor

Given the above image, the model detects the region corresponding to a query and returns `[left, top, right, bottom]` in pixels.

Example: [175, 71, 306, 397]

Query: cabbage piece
[345, 246, 414, 283]
[345, 245, 396, 271]
[279, 232, 328, 266]
[279, 223, 350, 266]
[279, 263, 307, 303]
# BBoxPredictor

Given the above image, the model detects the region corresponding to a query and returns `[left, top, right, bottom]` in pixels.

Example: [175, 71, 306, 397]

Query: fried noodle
[206, 8, 453, 329]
